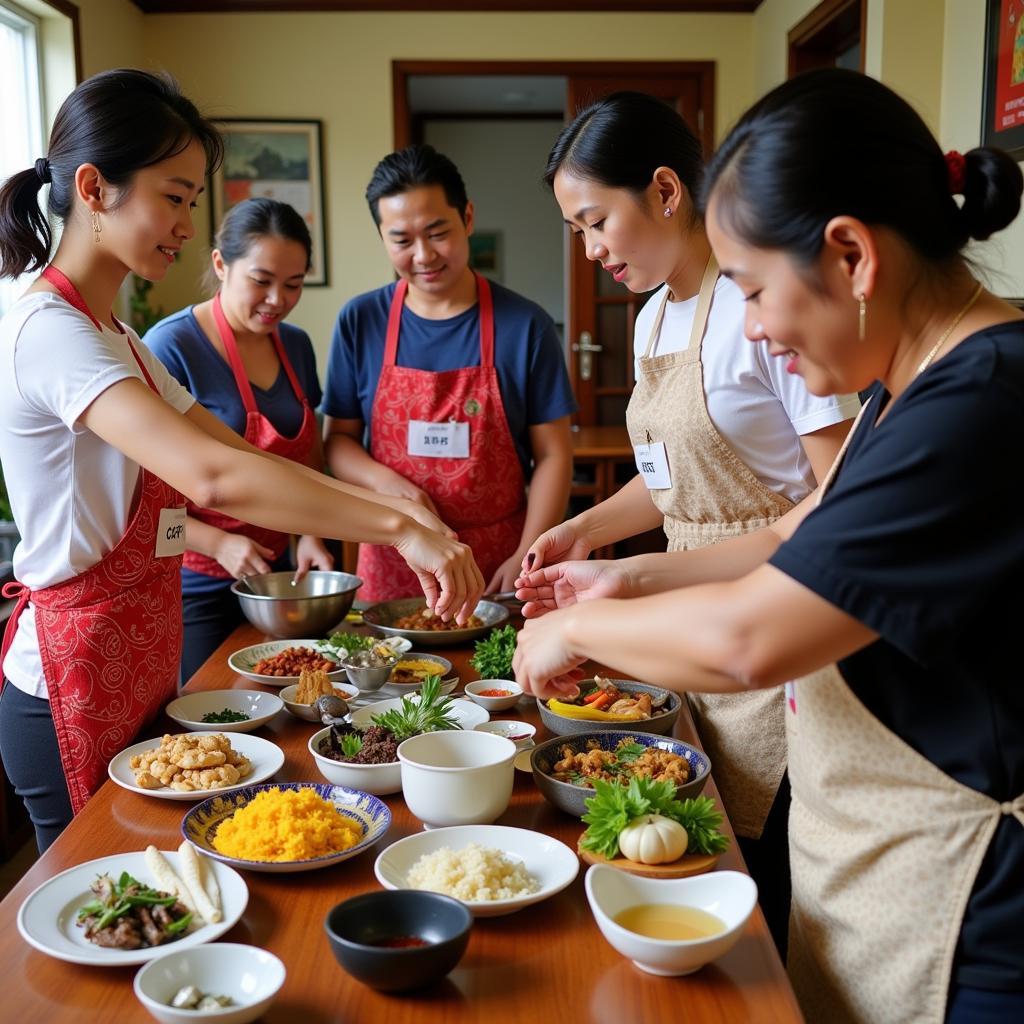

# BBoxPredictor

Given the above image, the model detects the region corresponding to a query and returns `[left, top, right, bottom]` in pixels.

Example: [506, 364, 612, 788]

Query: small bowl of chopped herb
[165, 690, 283, 734]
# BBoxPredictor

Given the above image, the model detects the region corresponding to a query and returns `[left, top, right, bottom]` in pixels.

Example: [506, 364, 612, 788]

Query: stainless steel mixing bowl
[230, 570, 362, 639]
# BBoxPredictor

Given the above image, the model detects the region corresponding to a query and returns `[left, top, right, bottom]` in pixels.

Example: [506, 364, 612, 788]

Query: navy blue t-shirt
[145, 308, 323, 595]
[770, 321, 1024, 991]
[321, 279, 576, 475]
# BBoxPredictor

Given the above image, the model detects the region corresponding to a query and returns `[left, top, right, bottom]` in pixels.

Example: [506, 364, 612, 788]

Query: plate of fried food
[108, 732, 285, 801]
[363, 598, 509, 647]
[228, 640, 345, 686]
[17, 843, 247, 966]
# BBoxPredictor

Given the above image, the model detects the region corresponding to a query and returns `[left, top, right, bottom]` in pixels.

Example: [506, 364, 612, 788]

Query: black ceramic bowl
[324, 890, 472, 992]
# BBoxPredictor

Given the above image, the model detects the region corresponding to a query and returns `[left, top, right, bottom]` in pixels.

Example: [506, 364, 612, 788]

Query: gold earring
[91, 210, 101, 244]
[858, 293, 866, 342]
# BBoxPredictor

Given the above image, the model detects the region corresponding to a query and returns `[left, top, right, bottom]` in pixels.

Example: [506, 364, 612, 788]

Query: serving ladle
[315, 694, 354, 733]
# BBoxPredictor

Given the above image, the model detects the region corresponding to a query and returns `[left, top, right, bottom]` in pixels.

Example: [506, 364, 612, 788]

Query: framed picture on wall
[469, 230, 502, 282]
[210, 119, 328, 286]
[982, 0, 1024, 160]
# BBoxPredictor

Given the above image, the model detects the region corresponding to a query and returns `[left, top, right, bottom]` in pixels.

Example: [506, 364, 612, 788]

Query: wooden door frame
[392, 59, 716, 425]
[787, 0, 866, 77]
[392, 60, 714, 153]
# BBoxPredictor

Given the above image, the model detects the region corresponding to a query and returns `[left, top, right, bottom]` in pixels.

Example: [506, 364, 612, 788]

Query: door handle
[572, 331, 603, 381]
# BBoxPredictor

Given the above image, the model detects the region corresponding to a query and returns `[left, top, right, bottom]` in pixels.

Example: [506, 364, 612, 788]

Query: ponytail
[0, 166, 53, 279]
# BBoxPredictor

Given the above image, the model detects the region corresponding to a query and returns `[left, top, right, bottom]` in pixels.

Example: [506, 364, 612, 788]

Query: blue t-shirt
[145, 307, 323, 595]
[770, 322, 1024, 992]
[321, 279, 576, 475]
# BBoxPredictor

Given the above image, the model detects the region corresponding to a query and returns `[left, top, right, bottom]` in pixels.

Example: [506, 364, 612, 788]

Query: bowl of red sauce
[464, 679, 523, 712]
[324, 890, 472, 991]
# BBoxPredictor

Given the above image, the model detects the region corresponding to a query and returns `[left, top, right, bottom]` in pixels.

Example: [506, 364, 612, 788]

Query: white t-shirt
[633, 277, 860, 503]
[0, 292, 195, 697]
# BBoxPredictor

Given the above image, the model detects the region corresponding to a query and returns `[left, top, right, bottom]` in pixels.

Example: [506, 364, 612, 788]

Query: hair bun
[33, 158, 51, 185]
[960, 147, 1023, 241]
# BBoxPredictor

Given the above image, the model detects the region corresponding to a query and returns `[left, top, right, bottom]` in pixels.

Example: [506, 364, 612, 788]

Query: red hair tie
[945, 150, 967, 194]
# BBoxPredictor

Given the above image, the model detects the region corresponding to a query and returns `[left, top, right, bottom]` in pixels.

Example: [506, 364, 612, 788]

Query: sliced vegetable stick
[179, 840, 221, 923]
[197, 844, 221, 914]
[144, 844, 197, 915]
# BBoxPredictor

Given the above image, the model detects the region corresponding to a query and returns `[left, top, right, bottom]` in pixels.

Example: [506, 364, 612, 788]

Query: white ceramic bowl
[584, 865, 758, 976]
[308, 726, 403, 795]
[228, 639, 346, 687]
[374, 824, 579, 917]
[280, 681, 360, 722]
[350, 695, 489, 732]
[463, 679, 523, 712]
[474, 720, 536, 750]
[397, 730, 516, 829]
[164, 690, 283, 733]
[133, 943, 286, 1024]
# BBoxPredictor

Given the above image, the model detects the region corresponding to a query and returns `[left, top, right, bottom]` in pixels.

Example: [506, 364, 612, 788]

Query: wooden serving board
[577, 836, 720, 878]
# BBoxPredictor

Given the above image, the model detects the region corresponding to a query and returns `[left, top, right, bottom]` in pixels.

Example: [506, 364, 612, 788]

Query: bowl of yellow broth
[584, 864, 757, 976]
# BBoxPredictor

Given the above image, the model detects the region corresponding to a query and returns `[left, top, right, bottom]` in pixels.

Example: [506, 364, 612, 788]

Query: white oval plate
[350, 695, 488, 732]
[17, 849, 247, 966]
[374, 824, 578, 917]
[108, 732, 284, 801]
[165, 689, 283, 733]
[227, 640, 345, 686]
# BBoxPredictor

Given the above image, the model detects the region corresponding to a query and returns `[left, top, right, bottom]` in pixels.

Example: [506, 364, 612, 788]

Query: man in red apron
[322, 145, 576, 600]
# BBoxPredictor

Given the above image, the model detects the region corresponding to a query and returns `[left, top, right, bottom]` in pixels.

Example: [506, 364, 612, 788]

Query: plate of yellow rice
[181, 782, 392, 873]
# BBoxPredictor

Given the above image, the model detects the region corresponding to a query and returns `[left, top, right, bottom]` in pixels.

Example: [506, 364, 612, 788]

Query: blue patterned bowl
[530, 731, 711, 818]
[181, 782, 391, 873]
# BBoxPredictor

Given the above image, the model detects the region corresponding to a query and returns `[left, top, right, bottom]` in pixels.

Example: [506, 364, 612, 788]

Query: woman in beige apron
[525, 91, 858, 950]
[514, 69, 1024, 1022]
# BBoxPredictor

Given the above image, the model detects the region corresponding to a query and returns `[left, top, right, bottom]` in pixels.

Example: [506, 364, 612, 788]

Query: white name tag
[155, 506, 187, 558]
[634, 442, 672, 489]
[408, 420, 470, 459]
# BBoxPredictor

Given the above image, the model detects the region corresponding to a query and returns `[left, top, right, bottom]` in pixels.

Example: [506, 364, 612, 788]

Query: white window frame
[0, 0, 46, 316]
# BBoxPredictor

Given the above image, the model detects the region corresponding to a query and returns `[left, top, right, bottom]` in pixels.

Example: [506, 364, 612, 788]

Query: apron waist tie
[1, 580, 31, 670]
[999, 797, 1024, 827]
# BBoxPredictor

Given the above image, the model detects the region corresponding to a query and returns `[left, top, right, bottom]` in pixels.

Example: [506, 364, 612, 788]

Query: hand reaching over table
[514, 560, 632, 618]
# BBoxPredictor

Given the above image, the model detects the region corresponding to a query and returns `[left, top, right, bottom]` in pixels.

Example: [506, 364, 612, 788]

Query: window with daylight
[0, 0, 45, 316]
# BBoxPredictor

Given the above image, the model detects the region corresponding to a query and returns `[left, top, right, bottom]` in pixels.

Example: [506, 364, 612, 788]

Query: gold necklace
[915, 281, 984, 376]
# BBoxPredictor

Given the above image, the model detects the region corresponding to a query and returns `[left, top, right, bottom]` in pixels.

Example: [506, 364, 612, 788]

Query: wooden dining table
[0, 620, 804, 1023]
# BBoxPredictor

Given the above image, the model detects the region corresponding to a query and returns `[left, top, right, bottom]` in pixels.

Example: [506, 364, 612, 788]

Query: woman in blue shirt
[147, 198, 332, 680]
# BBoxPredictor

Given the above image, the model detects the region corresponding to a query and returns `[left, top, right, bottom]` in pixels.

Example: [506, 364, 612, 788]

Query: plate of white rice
[373, 825, 579, 917]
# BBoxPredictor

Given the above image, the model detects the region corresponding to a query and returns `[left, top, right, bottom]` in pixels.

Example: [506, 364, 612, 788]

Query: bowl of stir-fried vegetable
[530, 731, 710, 818]
[537, 678, 682, 737]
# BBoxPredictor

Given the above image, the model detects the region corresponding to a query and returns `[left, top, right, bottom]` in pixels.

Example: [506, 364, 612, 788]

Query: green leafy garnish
[76, 872, 180, 932]
[320, 632, 374, 657]
[580, 777, 729, 860]
[370, 675, 461, 742]
[339, 733, 363, 757]
[469, 624, 517, 680]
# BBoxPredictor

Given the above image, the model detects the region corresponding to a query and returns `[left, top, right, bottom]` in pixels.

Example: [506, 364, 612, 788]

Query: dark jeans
[946, 984, 1024, 1022]
[0, 681, 73, 853]
[737, 771, 791, 960]
[180, 584, 247, 685]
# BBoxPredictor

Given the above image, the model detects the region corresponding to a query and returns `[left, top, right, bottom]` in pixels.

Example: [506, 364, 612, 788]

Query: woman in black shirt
[514, 69, 1024, 1024]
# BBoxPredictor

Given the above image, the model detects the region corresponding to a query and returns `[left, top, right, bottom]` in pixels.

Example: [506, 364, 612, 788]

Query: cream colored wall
[134, 11, 754, 364]
[73, 0, 144, 77]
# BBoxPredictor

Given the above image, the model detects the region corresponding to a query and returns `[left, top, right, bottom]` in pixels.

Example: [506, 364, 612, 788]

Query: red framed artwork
[983, 0, 1024, 159]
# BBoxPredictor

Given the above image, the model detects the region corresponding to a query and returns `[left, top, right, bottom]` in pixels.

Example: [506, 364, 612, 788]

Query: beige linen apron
[786, 399, 1024, 1024]
[624, 255, 791, 839]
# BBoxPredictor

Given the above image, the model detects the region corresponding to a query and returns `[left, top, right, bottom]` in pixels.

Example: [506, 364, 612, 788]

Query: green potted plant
[128, 275, 164, 336]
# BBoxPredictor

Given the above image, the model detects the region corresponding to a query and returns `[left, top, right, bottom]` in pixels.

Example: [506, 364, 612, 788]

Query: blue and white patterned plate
[181, 782, 392, 874]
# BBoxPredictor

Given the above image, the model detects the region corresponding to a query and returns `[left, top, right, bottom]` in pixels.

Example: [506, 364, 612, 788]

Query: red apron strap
[41, 265, 126, 335]
[267, 329, 310, 407]
[475, 273, 494, 369]
[124, 335, 160, 393]
[212, 293, 260, 415]
[383, 279, 408, 368]
[0, 581, 31, 672]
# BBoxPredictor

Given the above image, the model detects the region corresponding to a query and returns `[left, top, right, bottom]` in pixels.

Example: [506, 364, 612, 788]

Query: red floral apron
[182, 293, 316, 578]
[1, 266, 185, 814]
[357, 274, 526, 600]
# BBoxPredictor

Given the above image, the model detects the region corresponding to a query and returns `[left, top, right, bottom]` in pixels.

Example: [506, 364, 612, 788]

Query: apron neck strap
[212, 292, 260, 413]
[816, 396, 873, 505]
[643, 252, 719, 359]
[382, 273, 494, 368]
[41, 265, 159, 390]
[42, 265, 126, 336]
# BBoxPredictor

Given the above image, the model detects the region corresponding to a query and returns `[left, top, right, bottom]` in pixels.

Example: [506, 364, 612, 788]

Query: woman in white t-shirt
[519, 92, 859, 952]
[0, 70, 482, 852]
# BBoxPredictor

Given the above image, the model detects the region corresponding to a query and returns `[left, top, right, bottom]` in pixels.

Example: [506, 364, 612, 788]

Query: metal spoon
[235, 575, 257, 594]
[315, 694, 353, 727]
